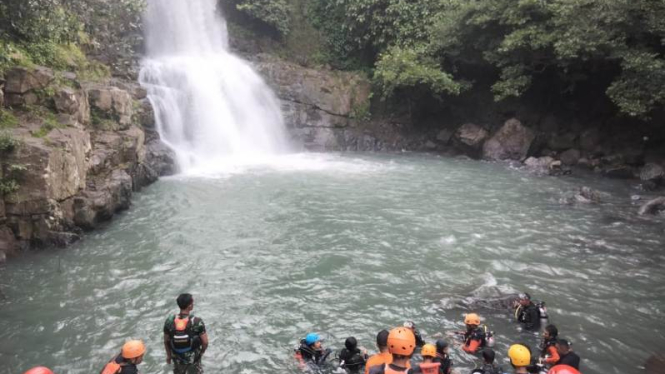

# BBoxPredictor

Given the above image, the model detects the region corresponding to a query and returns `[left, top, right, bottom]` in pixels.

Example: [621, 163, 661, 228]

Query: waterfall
[139, 0, 290, 173]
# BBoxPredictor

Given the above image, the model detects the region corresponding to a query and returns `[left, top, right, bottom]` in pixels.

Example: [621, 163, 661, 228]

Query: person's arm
[462, 338, 481, 353]
[164, 333, 172, 364]
[544, 346, 559, 365]
[200, 332, 209, 356]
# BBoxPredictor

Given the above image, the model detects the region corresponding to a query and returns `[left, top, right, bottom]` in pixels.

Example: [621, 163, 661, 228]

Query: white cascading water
[139, 0, 290, 173]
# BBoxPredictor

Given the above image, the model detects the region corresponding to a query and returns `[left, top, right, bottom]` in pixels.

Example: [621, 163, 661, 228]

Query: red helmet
[548, 365, 581, 374]
[24, 367, 54, 374]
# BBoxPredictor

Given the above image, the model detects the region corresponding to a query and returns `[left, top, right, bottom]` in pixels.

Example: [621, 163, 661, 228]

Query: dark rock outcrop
[638, 197, 665, 216]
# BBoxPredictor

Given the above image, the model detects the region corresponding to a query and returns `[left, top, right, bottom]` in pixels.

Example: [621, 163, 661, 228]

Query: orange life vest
[100, 356, 123, 374]
[419, 362, 441, 374]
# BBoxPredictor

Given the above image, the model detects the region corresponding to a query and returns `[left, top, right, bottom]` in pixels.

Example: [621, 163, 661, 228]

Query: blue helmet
[305, 333, 321, 346]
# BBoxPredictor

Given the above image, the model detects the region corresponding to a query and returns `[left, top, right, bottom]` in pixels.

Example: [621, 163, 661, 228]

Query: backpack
[168, 315, 200, 354]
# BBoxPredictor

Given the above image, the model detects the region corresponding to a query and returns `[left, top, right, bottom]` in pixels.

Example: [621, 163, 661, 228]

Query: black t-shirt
[433, 355, 452, 374]
[340, 348, 367, 372]
[518, 303, 541, 330]
[114, 355, 138, 374]
[557, 352, 580, 370]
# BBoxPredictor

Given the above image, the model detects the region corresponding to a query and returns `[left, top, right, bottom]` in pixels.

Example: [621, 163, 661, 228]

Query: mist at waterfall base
[139, 0, 290, 174]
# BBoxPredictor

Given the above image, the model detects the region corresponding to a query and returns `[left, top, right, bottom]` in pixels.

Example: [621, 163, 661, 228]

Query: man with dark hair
[164, 293, 209, 374]
[539, 325, 560, 366]
[339, 336, 368, 373]
[477, 348, 503, 374]
[555, 339, 580, 370]
[515, 293, 540, 331]
[365, 330, 391, 374]
[433, 339, 452, 374]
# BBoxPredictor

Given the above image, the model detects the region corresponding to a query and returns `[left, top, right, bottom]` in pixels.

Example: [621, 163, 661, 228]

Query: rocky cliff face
[0, 66, 172, 261]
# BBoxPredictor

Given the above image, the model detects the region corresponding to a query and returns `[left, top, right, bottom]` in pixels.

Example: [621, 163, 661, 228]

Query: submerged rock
[638, 197, 665, 216]
[603, 165, 635, 179]
[640, 163, 664, 185]
[560, 186, 603, 205]
[483, 118, 535, 161]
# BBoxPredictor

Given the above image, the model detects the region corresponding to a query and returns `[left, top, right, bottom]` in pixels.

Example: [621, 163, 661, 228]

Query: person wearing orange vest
[100, 340, 146, 374]
[412, 344, 440, 374]
[368, 327, 416, 374]
[164, 293, 208, 374]
[461, 314, 486, 354]
[538, 325, 560, 367]
[547, 365, 580, 374]
[23, 367, 54, 374]
[365, 330, 391, 374]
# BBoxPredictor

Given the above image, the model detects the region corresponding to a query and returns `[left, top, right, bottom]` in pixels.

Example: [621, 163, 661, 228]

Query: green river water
[1, 153, 664, 374]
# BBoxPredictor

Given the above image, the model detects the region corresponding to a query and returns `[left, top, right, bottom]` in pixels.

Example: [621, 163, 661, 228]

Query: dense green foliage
[234, 0, 291, 36]
[0, 0, 144, 74]
[304, 0, 665, 118]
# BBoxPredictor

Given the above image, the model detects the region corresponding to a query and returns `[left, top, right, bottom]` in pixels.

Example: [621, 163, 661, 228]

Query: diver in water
[458, 313, 490, 354]
[339, 337, 368, 373]
[412, 344, 440, 374]
[368, 327, 416, 374]
[554, 339, 580, 370]
[296, 333, 332, 367]
[538, 325, 560, 367]
[515, 293, 543, 331]
[433, 339, 452, 374]
[474, 349, 503, 374]
[403, 321, 426, 347]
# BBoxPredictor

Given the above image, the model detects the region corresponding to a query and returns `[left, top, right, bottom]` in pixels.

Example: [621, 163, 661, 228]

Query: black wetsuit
[478, 363, 503, 374]
[433, 354, 452, 374]
[517, 302, 541, 330]
[339, 348, 367, 373]
[369, 363, 415, 374]
[414, 330, 425, 347]
[297, 341, 327, 366]
[557, 351, 580, 370]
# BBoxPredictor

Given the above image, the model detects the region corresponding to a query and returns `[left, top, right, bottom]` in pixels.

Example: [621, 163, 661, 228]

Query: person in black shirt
[433, 340, 452, 374]
[515, 293, 540, 331]
[555, 339, 580, 370]
[339, 337, 368, 373]
[404, 321, 425, 347]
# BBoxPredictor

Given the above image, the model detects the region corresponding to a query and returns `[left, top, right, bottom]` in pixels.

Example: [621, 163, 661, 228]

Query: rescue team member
[547, 365, 580, 374]
[539, 325, 560, 366]
[100, 340, 146, 374]
[403, 321, 425, 347]
[478, 349, 503, 374]
[515, 293, 540, 331]
[339, 336, 368, 373]
[433, 340, 452, 374]
[23, 368, 54, 374]
[366, 330, 390, 374]
[368, 327, 416, 374]
[164, 293, 208, 374]
[555, 339, 580, 370]
[411, 344, 440, 374]
[508, 344, 531, 374]
[462, 314, 487, 354]
[296, 333, 329, 366]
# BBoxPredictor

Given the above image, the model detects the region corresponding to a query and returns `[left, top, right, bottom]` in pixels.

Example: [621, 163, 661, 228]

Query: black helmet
[435, 339, 449, 353]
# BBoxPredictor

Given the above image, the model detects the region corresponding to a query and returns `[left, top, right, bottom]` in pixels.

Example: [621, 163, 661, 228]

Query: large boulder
[640, 163, 664, 184]
[0, 226, 18, 258]
[455, 123, 488, 149]
[4, 67, 54, 95]
[580, 128, 601, 152]
[54, 88, 90, 125]
[87, 86, 134, 129]
[638, 197, 665, 216]
[483, 118, 535, 161]
[145, 139, 176, 177]
[524, 156, 555, 175]
[560, 149, 581, 166]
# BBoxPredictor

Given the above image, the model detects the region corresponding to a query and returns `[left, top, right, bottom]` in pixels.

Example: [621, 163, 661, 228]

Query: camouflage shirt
[164, 313, 206, 364]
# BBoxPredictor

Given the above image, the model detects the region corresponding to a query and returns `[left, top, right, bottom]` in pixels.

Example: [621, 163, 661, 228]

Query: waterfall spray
[139, 0, 290, 173]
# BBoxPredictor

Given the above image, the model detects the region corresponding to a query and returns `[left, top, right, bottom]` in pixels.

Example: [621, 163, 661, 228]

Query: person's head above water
[482, 348, 495, 364]
[518, 293, 532, 306]
[305, 333, 322, 348]
[177, 293, 194, 311]
[376, 329, 390, 351]
[556, 339, 571, 354]
[435, 339, 449, 355]
[544, 324, 558, 340]
[345, 337, 358, 352]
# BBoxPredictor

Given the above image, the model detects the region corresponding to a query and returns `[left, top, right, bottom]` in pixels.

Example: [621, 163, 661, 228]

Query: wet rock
[603, 165, 635, 179]
[640, 163, 664, 185]
[425, 140, 437, 150]
[455, 123, 488, 150]
[0, 226, 18, 258]
[4, 66, 54, 95]
[483, 118, 535, 161]
[137, 98, 155, 128]
[638, 197, 665, 216]
[560, 186, 602, 205]
[560, 149, 581, 166]
[145, 140, 176, 177]
[524, 156, 555, 175]
[436, 128, 454, 144]
[54, 87, 90, 125]
[580, 128, 601, 152]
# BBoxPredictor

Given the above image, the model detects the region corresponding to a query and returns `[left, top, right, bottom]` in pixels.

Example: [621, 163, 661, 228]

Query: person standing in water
[164, 293, 209, 374]
[100, 340, 146, 374]
[412, 344, 440, 374]
[433, 340, 452, 374]
[368, 327, 417, 374]
[515, 293, 541, 331]
[539, 325, 560, 367]
[508, 344, 531, 374]
[365, 330, 400, 374]
[339, 336, 368, 373]
[461, 314, 487, 354]
[554, 339, 580, 370]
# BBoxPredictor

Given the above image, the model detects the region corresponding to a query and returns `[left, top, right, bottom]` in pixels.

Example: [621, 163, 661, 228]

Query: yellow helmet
[122, 340, 146, 359]
[464, 313, 481, 326]
[421, 343, 436, 358]
[508, 344, 531, 367]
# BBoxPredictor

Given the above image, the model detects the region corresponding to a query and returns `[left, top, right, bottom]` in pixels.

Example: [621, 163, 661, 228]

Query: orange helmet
[548, 365, 581, 374]
[23, 368, 54, 374]
[122, 340, 146, 359]
[464, 313, 481, 326]
[421, 343, 436, 358]
[387, 327, 416, 356]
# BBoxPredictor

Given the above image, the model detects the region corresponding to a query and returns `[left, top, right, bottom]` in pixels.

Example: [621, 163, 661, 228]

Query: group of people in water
[20, 292, 582, 374]
[294, 293, 582, 374]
